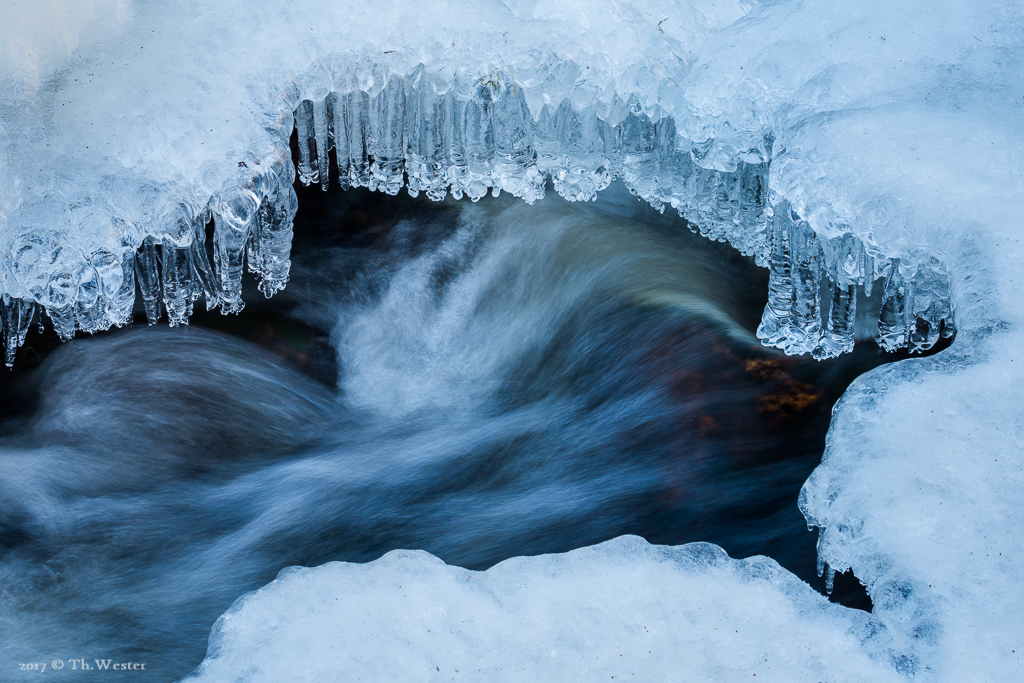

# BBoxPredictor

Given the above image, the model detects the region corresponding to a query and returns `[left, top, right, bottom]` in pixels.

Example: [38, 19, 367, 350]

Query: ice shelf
[0, 0, 960, 362]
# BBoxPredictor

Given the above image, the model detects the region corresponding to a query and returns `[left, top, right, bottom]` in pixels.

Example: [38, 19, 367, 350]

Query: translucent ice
[0, 0, 974, 359]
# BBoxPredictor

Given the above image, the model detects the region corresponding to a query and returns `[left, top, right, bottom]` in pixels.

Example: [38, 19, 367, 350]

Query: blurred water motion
[0, 184, 895, 679]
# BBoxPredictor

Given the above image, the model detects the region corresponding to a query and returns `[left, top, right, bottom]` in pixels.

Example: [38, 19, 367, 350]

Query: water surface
[0, 184, 900, 679]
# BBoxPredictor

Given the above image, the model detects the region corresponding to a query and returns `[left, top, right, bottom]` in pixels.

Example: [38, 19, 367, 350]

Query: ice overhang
[2, 0, 1012, 367]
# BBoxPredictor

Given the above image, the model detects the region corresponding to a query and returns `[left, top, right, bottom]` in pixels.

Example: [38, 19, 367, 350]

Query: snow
[185, 536, 900, 683]
[800, 334, 1024, 678]
[2, 0, 1023, 680]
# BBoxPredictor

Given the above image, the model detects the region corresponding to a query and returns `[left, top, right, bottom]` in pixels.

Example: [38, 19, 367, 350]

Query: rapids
[0, 184, 905, 679]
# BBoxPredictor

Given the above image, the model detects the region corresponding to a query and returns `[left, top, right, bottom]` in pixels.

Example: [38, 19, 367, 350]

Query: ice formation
[0, 0, 962, 363]
[186, 536, 901, 683]
[2, 0, 1023, 680]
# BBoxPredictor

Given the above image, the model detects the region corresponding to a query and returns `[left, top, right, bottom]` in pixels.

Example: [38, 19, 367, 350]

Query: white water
[0, 188, 861, 680]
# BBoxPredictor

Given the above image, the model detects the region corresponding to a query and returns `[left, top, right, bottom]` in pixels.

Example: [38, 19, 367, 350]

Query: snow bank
[801, 335, 1024, 679]
[185, 536, 898, 682]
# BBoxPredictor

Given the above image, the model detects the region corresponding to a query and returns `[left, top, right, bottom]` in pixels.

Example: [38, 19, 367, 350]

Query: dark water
[0, 183, 925, 680]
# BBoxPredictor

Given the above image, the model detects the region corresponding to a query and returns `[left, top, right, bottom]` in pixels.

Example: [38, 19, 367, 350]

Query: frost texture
[185, 536, 899, 683]
[0, 0, 957, 361]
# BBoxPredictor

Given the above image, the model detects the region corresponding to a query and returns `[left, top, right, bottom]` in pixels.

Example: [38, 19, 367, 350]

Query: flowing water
[0, 183, 911, 680]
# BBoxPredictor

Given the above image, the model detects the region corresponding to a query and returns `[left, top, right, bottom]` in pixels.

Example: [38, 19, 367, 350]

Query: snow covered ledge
[800, 239, 1024, 677]
[185, 537, 901, 682]
[2, 0, 1023, 680]
[0, 0, 958, 363]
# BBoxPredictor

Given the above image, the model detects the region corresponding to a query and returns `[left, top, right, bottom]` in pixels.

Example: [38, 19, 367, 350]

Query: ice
[0, 0, 962, 359]
[212, 189, 260, 315]
[185, 536, 900, 683]
[800, 332, 1024, 678]
[2, 0, 1023, 680]
[135, 237, 162, 325]
[0, 0, 132, 97]
[756, 202, 822, 356]
[1, 296, 35, 367]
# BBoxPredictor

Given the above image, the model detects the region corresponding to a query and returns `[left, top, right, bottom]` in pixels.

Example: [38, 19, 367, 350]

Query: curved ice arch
[286, 62, 955, 360]
[0, 0, 956, 366]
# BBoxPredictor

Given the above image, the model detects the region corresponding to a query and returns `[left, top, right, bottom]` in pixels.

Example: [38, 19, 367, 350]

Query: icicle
[715, 162, 768, 261]
[213, 189, 259, 314]
[46, 270, 77, 341]
[863, 253, 876, 298]
[909, 316, 936, 352]
[533, 104, 559, 181]
[405, 65, 447, 201]
[757, 203, 794, 349]
[906, 263, 953, 353]
[548, 100, 580, 199]
[459, 81, 495, 201]
[815, 280, 857, 359]
[16, 298, 34, 348]
[649, 116, 677, 208]
[330, 91, 350, 190]
[786, 213, 822, 355]
[246, 196, 264, 277]
[135, 237, 162, 324]
[941, 317, 956, 339]
[188, 213, 219, 310]
[88, 248, 126, 330]
[312, 96, 331, 191]
[73, 262, 103, 333]
[2, 296, 17, 367]
[370, 75, 406, 195]
[815, 235, 861, 359]
[757, 201, 823, 355]
[815, 533, 836, 593]
[295, 99, 319, 187]
[618, 97, 657, 201]
[162, 241, 195, 326]
[738, 163, 765, 226]
[691, 166, 719, 220]
[444, 83, 468, 200]
[295, 62, 333, 189]
[492, 74, 543, 203]
[339, 89, 372, 189]
[878, 261, 908, 351]
[103, 257, 134, 329]
[550, 101, 617, 202]
[715, 167, 739, 225]
[255, 186, 296, 297]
